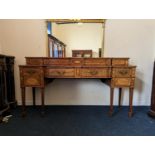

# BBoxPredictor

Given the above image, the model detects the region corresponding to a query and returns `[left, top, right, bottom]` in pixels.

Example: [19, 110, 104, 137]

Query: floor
[0, 106, 154, 136]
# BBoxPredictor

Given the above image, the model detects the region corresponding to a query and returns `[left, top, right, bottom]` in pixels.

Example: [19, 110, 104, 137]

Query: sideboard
[19, 57, 136, 117]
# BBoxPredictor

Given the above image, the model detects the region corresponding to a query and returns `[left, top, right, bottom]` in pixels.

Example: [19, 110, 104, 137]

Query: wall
[0, 19, 155, 106]
[104, 19, 155, 105]
[0, 19, 47, 104]
[52, 23, 104, 57]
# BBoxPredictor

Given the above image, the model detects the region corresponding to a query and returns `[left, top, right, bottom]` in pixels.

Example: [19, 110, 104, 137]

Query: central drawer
[45, 68, 75, 78]
[81, 68, 111, 78]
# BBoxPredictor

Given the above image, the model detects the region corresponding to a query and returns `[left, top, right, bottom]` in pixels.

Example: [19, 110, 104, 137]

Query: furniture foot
[129, 88, 134, 117]
[109, 87, 114, 116]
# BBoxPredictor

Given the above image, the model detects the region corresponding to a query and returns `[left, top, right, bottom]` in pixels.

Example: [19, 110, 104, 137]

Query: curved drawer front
[112, 68, 135, 77]
[45, 68, 75, 78]
[112, 78, 135, 87]
[81, 68, 111, 78]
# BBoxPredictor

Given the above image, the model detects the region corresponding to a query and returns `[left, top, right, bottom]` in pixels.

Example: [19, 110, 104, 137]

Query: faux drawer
[45, 68, 75, 77]
[20, 67, 44, 87]
[84, 58, 111, 66]
[112, 78, 135, 87]
[81, 68, 111, 78]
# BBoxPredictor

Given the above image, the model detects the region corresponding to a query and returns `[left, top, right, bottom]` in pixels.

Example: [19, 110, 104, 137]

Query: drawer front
[81, 68, 111, 78]
[112, 59, 128, 66]
[112, 78, 135, 87]
[44, 59, 70, 66]
[20, 67, 44, 87]
[45, 68, 75, 78]
[112, 68, 135, 77]
[84, 58, 111, 66]
[26, 58, 43, 65]
[71, 59, 83, 66]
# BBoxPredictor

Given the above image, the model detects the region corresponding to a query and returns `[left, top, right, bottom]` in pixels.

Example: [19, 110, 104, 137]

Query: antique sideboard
[19, 57, 136, 117]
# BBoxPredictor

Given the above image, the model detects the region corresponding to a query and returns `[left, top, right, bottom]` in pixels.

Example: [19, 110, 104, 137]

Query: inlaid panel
[20, 67, 44, 87]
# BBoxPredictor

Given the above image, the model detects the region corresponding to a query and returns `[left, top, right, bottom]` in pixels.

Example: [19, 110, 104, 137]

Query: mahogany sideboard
[19, 57, 136, 117]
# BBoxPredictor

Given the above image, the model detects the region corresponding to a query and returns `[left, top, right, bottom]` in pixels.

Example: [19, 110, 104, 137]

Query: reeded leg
[128, 88, 134, 117]
[41, 88, 45, 116]
[21, 87, 26, 117]
[109, 87, 114, 116]
[32, 87, 36, 107]
[119, 88, 122, 108]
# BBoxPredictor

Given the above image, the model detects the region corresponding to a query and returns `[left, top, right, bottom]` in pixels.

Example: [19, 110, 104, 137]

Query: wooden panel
[26, 58, 43, 65]
[112, 58, 129, 66]
[45, 68, 75, 78]
[44, 58, 70, 66]
[81, 68, 111, 78]
[20, 67, 44, 87]
[84, 58, 111, 66]
[112, 78, 135, 87]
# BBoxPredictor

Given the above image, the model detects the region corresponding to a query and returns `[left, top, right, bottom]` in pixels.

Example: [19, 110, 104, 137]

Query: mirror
[46, 19, 105, 58]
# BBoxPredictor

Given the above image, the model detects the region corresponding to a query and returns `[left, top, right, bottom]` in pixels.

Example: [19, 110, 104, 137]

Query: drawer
[44, 59, 70, 66]
[112, 78, 135, 87]
[20, 67, 44, 87]
[26, 58, 43, 65]
[45, 68, 75, 78]
[112, 68, 135, 77]
[81, 68, 111, 78]
[112, 58, 129, 66]
[84, 58, 111, 66]
[71, 59, 83, 66]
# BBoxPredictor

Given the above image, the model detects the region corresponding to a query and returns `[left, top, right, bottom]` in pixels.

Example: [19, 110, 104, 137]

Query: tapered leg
[32, 87, 36, 107]
[119, 88, 122, 108]
[109, 87, 114, 116]
[21, 87, 26, 117]
[41, 88, 45, 116]
[128, 88, 134, 117]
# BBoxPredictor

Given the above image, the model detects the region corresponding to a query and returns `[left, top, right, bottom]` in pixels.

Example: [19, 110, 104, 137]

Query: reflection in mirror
[46, 19, 105, 58]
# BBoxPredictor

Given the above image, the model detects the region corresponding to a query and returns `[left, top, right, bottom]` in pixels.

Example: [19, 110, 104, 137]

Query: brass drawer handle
[118, 70, 128, 75]
[89, 70, 98, 75]
[57, 71, 65, 75]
